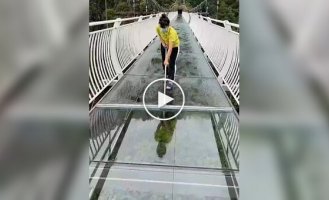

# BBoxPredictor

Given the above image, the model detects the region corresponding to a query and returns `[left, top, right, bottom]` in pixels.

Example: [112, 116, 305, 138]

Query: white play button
[158, 91, 174, 108]
[143, 78, 185, 121]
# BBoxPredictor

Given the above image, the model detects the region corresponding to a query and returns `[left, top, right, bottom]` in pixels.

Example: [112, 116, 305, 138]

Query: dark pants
[161, 44, 178, 80]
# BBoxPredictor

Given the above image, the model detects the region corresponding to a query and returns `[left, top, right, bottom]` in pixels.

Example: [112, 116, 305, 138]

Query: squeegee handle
[164, 64, 168, 95]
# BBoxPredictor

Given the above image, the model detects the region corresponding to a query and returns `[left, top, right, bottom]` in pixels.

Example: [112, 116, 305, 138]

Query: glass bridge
[89, 15, 239, 200]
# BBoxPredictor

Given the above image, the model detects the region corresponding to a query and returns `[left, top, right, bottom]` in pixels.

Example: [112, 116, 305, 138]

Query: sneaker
[166, 84, 171, 90]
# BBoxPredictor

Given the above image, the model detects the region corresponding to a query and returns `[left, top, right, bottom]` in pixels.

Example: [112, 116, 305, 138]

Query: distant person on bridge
[156, 14, 180, 90]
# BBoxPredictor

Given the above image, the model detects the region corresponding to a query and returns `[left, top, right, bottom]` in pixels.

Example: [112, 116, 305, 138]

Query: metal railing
[212, 112, 239, 168]
[89, 108, 129, 161]
[89, 14, 160, 104]
[188, 13, 240, 104]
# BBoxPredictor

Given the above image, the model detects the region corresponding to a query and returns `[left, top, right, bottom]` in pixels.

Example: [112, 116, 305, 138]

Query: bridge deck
[98, 16, 230, 108]
[90, 16, 238, 200]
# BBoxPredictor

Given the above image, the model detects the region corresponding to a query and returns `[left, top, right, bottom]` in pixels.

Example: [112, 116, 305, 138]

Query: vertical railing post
[110, 18, 123, 78]
[207, 17, 212, 24]
[224, 20, 232, 31]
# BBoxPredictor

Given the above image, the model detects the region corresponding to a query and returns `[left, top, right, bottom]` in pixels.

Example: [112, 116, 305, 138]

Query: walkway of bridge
[97, 16, 231, 109]
[89, 13, 239, 200]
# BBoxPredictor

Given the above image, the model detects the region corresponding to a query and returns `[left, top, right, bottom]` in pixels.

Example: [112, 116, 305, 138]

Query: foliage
[89, 0, 239, 23]
[139, 0, 147, 13]
[107, 8, 117, 20]
[90, 0, 105, 21]
[116, 2, 131, 12]
[186, 0, 239, 23]
[216, 0, 239, 23]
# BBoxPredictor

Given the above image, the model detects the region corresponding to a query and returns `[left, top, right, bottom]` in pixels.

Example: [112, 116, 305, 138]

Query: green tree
[107, 9, 117, 20]
[90, 0, 105, 21]
[226, 6, 235, 22]
[139, 0, 147, 14]
[217, 1, 227, 20]
[217, 0, 239, 23]
[116, 2, 131, 12]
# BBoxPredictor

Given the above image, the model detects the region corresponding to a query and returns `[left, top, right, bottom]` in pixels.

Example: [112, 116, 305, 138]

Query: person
[156, 14, 180, 90]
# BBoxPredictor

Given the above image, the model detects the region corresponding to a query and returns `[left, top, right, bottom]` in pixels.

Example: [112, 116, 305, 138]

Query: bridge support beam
[110, 18, 123, 78]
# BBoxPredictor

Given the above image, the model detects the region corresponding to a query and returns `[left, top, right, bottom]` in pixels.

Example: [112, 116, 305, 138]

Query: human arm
[164, 41, 173, 66]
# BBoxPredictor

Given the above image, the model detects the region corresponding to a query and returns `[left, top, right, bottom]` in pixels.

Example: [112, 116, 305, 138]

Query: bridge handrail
[89, 14, 161, 104]
[210, 18, 239, 29]
[188, 13, 240, 104]
[89, 14, 157, 27]
[196, 14, 239, 33]
[214, 112, 239, 168]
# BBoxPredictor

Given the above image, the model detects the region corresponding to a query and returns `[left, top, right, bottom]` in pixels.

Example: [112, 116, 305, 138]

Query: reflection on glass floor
[90, 16, 239, 199]
[89, 108, 239, 199]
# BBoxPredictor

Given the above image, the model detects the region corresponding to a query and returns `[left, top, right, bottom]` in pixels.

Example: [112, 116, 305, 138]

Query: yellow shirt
[156, 25, 180, 47]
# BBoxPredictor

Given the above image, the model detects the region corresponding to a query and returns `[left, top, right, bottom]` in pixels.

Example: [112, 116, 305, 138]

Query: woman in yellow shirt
[156, 14, 180, 90]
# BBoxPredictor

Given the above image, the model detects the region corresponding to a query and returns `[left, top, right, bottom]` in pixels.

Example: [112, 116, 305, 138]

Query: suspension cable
[190, 0, 207, 12]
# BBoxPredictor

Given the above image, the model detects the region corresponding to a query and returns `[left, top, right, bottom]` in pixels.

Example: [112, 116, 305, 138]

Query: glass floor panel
[90, 108, 238, 170]
[125, 37, 216, 78]
[114, 111, 221, 168]
[99, 75, 230, 108]
[89, 107, 239, 199]
[89, 163, 239, 200]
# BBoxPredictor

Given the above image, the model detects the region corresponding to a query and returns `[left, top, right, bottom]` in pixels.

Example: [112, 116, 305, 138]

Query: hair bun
[159, 13, 170, 28]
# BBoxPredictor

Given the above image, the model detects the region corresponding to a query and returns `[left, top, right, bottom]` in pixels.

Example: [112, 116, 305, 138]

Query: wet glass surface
[90, 108, 238, 169]
[114, 111, 222, 168]
[99, 75, 230, 107]
[90, 163, 238, 200]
